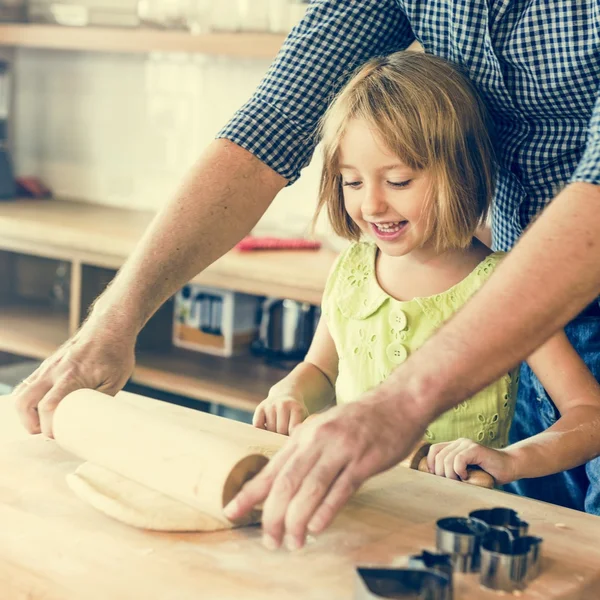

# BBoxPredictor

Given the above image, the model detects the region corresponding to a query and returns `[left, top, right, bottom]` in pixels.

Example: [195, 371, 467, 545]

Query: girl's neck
[375, 238, 491, 302]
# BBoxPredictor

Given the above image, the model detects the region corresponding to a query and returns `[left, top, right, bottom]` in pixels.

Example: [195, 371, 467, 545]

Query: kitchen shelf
[0, 199, 335, 411]
[0, 303, 69, 360]
[0, 24, 286, 58]
[0, 199, 335, 304]
[134, 348, 288, 413]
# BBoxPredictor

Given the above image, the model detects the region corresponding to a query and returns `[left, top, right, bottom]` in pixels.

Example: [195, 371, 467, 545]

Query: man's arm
[225, 87, 600, 549]
[13, 141, 286, 436]
[13, 0, 414, 436]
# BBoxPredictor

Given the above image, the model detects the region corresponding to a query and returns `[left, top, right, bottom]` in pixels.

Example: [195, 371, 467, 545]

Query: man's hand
[11, 316, 136, 438]
[224, 393, 426, 551]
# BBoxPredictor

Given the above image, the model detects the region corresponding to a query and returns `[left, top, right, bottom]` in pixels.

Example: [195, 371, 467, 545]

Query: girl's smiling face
[338, 118, 435, 258]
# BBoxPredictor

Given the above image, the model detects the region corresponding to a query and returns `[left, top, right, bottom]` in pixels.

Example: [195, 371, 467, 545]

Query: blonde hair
[315, 52, 496, 252]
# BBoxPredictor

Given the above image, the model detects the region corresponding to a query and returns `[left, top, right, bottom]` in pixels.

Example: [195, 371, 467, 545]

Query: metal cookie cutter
[355, 567, 452, 600]
[435, 517, 489, 572]
[408, 551, 453, 600]
[409, 550, 454, 581]
[480, 528, 544, 592]
[469, 507, 529, 538]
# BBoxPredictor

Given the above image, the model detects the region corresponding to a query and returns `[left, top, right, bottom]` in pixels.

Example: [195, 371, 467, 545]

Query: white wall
[12, 48, 341, 243]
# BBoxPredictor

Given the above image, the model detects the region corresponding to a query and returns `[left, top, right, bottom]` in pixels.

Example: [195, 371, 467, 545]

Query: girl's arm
[253, 317, 338, 435]
[503, 331, 600, 479]
[427, 331, 600, 484]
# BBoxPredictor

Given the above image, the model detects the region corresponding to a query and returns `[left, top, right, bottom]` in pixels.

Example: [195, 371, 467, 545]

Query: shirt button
[389, 309, 408, 331]
[386, 342, 408, 364]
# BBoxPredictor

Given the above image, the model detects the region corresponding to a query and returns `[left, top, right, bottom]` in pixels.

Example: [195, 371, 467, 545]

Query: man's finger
[307, 465, 358, 535]
[260, 440, 323, 549]
[37, 376, 81, 438]
[223, 441, 295, 522]
[283, 455, 348, 549]
[13, 378, 52, 434]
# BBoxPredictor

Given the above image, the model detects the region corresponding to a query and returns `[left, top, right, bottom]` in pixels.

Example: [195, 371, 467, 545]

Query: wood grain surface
[0, 400, 599, 599]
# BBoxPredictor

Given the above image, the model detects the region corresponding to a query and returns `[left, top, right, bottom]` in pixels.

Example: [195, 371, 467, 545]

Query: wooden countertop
[1, 403, 599, 599]
[0, 199, 336, 304]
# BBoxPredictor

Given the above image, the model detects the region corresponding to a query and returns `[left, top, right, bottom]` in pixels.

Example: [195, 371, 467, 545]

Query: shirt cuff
[216, 96, 317, 185]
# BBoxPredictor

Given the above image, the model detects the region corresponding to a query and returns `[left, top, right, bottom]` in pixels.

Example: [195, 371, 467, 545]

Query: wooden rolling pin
[53, 390, 287, 528]
[401, 441, 496, 489]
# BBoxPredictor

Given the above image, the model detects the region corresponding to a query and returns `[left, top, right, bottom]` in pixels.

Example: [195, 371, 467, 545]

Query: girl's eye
[388, 179, 412, 188]
[342, 181, 362, 188]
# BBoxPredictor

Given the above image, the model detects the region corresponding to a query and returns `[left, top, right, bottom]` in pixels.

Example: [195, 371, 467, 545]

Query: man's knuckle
[274, 471, 297, 497]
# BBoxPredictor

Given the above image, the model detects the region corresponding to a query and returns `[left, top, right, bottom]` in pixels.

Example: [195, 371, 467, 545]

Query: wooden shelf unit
[0, 24, 286, 58]
[0, 303, 68, 360]
[0, 199, 336, 411]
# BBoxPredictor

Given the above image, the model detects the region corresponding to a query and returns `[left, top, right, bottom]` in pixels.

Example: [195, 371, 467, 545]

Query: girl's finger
[442, 446, 462, 480]
[276, 403, 291, 435]
[288, 406, 306, 435]
[427, 442, 450, 473]
[265, 406, 277, 433]
[253, 404, 267, 429]
[434, 444, 454, 477]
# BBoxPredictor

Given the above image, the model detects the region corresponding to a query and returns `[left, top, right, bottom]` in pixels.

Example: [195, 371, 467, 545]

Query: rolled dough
[68, 462, 232, 532]
[54, 390, 286, 532]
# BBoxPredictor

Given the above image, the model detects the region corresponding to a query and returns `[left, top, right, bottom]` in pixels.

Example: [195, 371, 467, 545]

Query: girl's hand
[253, 395, 308, 436]
[426, 438, 517, 485]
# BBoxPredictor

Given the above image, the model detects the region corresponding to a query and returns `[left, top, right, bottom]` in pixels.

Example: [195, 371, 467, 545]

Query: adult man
[13, 1, 600, 551]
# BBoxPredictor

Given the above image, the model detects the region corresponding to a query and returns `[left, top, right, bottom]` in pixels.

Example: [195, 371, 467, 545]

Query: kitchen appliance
[173, 284, 260, 357]
[252, 297, 318, 362]
[0, 60, 15, 200]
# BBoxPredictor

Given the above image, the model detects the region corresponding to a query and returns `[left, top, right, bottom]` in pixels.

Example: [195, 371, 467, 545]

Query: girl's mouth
[370, 220, 408, 241]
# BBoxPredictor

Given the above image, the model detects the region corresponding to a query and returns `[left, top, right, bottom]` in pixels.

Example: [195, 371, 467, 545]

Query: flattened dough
[67, 462, 232, 532]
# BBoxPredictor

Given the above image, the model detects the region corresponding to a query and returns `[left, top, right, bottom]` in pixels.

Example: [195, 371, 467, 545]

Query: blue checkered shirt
[217, 1, 600, 251]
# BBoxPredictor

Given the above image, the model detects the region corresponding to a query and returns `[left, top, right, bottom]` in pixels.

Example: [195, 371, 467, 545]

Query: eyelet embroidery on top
[476, 413, 499, 442]
[352, 328, 377, 361]
[347, 263, 371, 287]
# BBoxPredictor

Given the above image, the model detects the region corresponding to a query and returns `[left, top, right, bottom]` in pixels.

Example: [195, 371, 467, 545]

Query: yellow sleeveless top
[322, 242, 518, 449]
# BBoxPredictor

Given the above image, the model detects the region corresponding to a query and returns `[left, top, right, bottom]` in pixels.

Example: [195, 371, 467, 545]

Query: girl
[253, 52, 600, 495]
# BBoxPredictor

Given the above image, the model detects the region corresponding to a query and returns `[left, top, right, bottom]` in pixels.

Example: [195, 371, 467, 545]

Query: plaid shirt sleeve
[571, 86, 600, 186]
[216, 0, 414, 184]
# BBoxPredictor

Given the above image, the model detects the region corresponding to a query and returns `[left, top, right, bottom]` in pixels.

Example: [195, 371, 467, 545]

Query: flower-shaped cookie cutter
[479, 528, 543, 592]
[435, 516, 489, 572]
[469, 507, 529, 538]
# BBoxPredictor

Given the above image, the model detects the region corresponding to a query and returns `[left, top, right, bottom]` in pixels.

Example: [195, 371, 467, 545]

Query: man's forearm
[90, 140, 287, 334]
[382, 182, 600, 425]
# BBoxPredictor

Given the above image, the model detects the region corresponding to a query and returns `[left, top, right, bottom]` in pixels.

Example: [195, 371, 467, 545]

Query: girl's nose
[361, 185, 388, 218]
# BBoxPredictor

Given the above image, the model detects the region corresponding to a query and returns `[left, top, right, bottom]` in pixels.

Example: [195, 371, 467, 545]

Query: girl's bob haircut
[315, 51, 497, 252]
